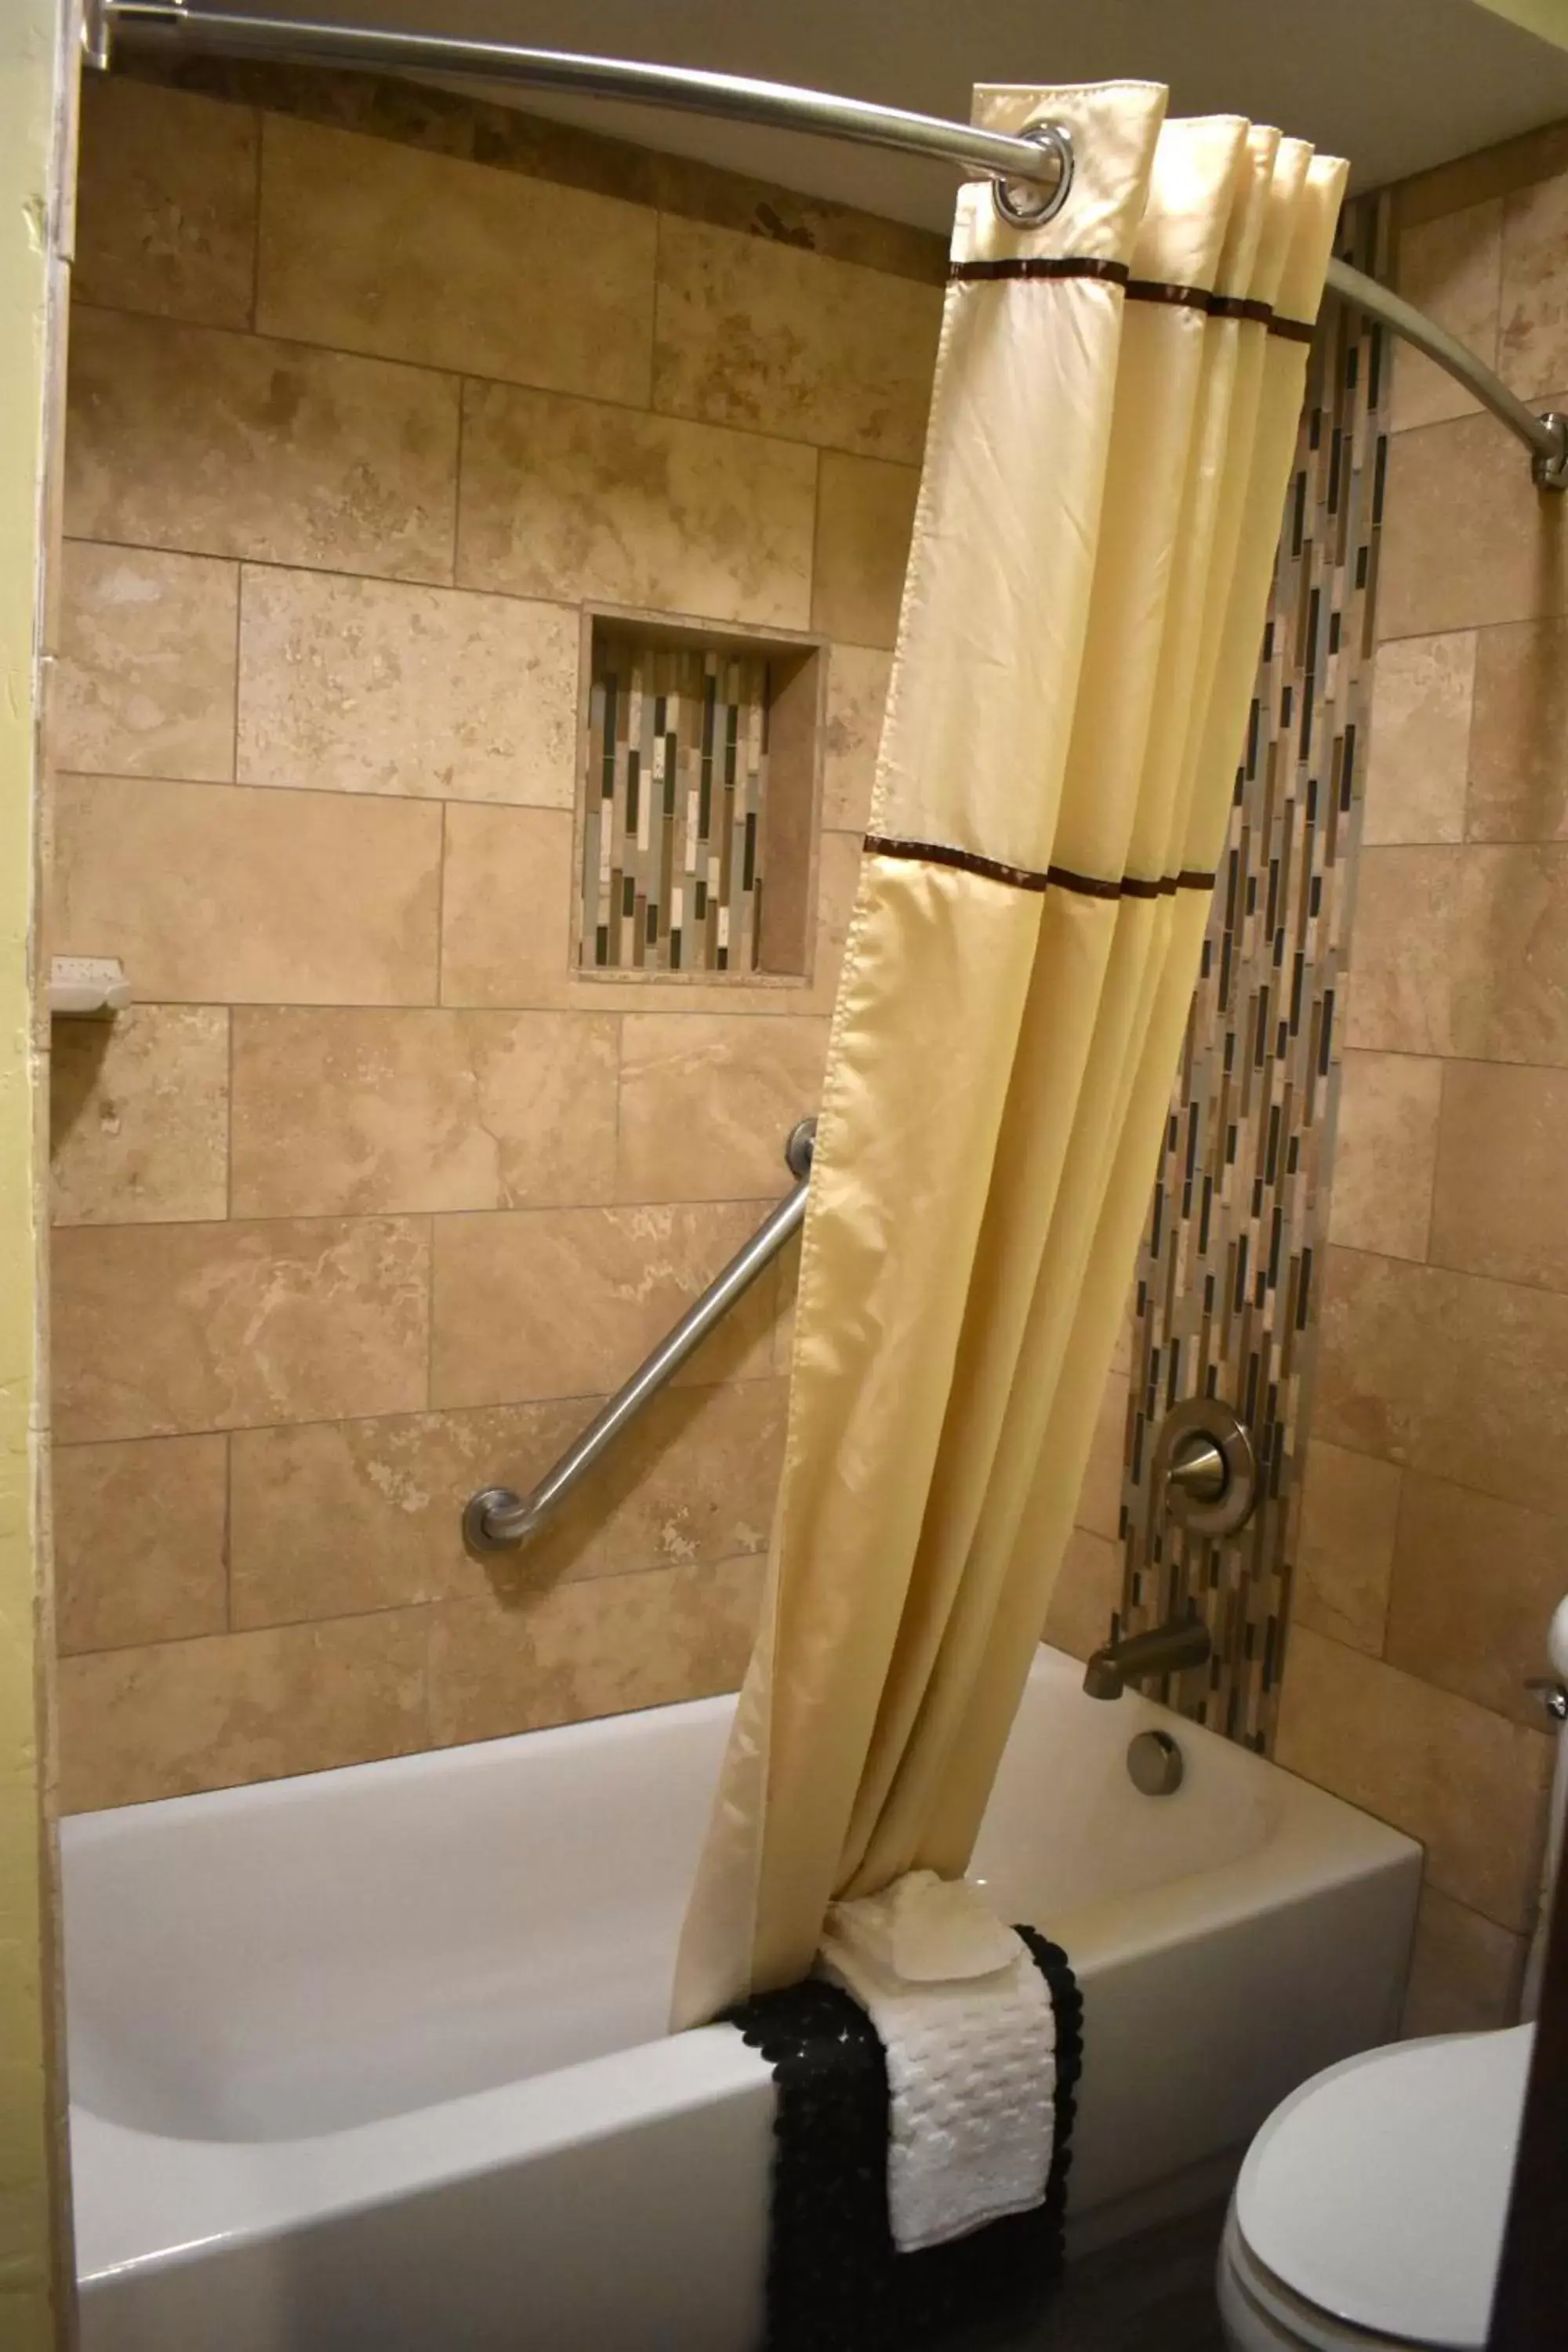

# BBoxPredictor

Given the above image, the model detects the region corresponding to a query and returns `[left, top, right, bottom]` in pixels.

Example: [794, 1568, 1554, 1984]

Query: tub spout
[1083, 1617, 1211, 1700]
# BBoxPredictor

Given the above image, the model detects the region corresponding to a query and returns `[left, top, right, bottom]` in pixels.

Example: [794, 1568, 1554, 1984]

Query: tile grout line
[53, 1356, 790, 1454]
[1324, 1231, 1568, 1304]
[1283, 1621, 1554, 1765]
[61, 531, 844, 658]
[64, 528, 893, 661]
[105, 60, 949, 291]
[71, 292, 931, 471]
[65, 1541, 770, 1662]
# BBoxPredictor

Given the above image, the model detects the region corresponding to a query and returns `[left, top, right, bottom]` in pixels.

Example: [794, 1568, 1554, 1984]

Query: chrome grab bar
[463, 1120, 816, 1553]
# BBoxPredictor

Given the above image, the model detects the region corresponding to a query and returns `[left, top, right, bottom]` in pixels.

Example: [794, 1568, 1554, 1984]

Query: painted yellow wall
[0, 1, 70, 2345]
[1473, 0, 1568, 48]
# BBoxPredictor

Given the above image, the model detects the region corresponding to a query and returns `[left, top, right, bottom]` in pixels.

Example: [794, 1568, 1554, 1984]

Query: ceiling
[214, 0, 1568, 228]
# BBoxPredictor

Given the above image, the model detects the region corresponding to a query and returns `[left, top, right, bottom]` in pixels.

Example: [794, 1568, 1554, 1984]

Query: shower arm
[83, 0, 1568, 489]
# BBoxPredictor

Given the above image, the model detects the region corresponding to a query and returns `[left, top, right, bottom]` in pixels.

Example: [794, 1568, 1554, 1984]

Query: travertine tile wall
[1274, 123, 1568, 2037]
[47, 67, 945, 1809]
[45, 63, 1386, 1837]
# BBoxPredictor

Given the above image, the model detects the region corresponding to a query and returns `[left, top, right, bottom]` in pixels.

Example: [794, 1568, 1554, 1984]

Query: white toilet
[1218, 1595, 1566, 2350]
[1216, 2023, 1534, 2350]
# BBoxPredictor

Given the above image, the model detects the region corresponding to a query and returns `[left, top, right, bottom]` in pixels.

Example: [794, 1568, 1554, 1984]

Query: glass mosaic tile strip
[1117, 195, 1389, 1752]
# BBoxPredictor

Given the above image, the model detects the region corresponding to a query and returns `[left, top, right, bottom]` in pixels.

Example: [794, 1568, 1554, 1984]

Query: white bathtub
[64, 1642, 1420, 2351]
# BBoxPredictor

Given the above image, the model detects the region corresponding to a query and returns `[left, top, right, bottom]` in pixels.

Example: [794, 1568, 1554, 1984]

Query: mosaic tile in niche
[583, 641, 768, 975]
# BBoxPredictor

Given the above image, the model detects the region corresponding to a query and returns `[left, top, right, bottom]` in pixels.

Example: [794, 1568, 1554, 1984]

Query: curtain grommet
[992, 122, 1073, 230]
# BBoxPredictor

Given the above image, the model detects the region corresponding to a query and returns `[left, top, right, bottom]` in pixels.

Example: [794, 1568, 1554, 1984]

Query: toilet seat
[1220, 2205, 1418, 2350]
[1222, 2026, 1533, 2352]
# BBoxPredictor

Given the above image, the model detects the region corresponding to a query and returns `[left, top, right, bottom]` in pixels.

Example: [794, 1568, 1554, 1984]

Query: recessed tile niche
[576, 611, 826, 980]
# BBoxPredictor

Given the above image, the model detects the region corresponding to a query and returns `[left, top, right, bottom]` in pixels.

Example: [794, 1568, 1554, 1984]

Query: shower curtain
[673, 83, 1346, 2027]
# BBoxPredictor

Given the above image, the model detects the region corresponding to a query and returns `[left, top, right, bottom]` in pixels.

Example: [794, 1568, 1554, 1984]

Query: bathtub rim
[64, 1642, 1422, 2288]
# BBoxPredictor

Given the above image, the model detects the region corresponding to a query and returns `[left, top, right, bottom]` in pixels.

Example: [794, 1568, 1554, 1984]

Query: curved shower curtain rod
[87, 0, 1568, 488]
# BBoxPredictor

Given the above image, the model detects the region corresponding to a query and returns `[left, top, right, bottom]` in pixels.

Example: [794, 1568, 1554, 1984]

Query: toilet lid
[1235, 2027, 1533, 2350]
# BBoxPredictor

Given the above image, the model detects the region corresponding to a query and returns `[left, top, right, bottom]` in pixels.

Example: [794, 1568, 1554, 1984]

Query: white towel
[817, 1870, 1058, 2253]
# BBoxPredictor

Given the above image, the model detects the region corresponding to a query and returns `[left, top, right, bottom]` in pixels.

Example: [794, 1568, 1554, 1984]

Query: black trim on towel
[723, 1928, 1083, 2352]
[948, 256, 1316, 340]
[863, 833, 1217, 902]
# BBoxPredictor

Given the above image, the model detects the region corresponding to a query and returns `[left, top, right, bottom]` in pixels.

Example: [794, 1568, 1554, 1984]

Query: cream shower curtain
[673, 83, 1346, 2027]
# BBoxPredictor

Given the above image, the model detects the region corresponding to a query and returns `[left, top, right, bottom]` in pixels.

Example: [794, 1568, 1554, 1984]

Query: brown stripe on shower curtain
[949, 256, 1316, 340]
[864, 833, 1217, 899]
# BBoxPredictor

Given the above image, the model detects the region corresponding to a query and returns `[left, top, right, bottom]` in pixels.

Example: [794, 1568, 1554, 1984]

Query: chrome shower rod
[89, 0, 1568, 485]
[1326, 256, 1566, 487]
[85, 1, 1073, 209]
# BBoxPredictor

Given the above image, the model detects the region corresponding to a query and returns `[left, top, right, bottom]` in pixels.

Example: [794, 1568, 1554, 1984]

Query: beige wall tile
[53, 775, 442, 1006]
[1345, 844, 1568, 1064]
[616, 1014, 829, 1203]
[53, 1215, 430, 1443]
[257, 114, 656, 405]
[237, 568, 580, 806]
[1276, 1624, 1551, 1931]
[53, 542, 238, 782]
[1073, 1372, 1129, 1544]
[65, 305, 459, 583]
[1377, 399, 1568, 641]
[822, 644, 891, 833]
[58, 1610, 428, 1810]
[231, 1007, 618, 1217]
[1342, 848, 1469, 1057]
[1387, 1472, 1568, 1726]
[811, 452, 918, 649]
[1401, 1886, 1525, 2038]
[1392, 201, 1501, 431]
[230, 1377, 785, 1627]
[1468, 615, 1568, 841]
[810, 826, 862, 1010]
[54, 1434, 228, 1655]
[1293, 1438, 1401, 1656]
[1500, 172, 1568, 402]
[1315, 1245, 1568, 1519]
[652, 216, 939, 463]
[427, 1555, 763, 1747]
[1044, 1528, 1122, 1664]
[231, 1398, 577, 1627]
[457, 382, 816, 629]
[430, 1201, 780, 1409]
[1397, 123, 1568, 232]
[75, 76, 258, 329]
[51, 1004, 229, 1227]
[1432, 1059, 1568, 1290]
[440, 803, 575, 1010]
[1363, 632, 1474, 845]
[1327, 1050, 1442, 1261]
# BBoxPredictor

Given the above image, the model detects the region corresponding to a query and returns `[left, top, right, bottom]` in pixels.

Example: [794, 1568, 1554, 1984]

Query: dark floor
[935, 2201, 1229, 2352]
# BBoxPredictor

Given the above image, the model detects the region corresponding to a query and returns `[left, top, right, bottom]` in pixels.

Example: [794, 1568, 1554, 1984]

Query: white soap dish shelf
[47, 956, 132, 1017]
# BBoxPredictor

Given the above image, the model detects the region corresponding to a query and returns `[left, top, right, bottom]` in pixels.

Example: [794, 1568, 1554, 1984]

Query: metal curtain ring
[993, 122, 1074, 230]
